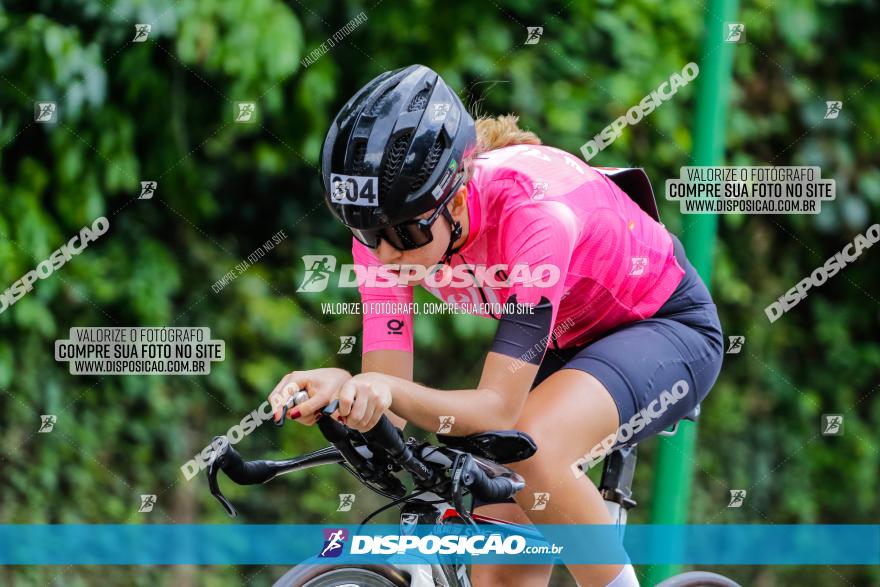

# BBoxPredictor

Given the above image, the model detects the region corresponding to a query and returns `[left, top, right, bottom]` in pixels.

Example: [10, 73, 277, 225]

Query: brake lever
[450, 453, 477, 527]
[207, 437, 238, 517]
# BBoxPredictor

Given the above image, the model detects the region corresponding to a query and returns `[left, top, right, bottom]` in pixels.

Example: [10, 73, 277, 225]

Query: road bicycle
[206, 394, 740, 587]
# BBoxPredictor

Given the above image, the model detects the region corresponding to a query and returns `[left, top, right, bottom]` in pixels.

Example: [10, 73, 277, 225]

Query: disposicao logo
[319, 528, 348, 558]
[297, 256, 560, 292]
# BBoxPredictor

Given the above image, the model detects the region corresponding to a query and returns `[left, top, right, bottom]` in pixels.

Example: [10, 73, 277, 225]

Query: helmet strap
[440, 207, 462, 265]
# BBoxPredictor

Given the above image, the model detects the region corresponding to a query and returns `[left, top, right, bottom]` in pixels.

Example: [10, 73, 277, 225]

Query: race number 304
[331, 174, 379, 207]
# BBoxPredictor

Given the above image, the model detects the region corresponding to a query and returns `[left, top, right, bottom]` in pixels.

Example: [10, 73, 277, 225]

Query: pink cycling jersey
[354, 144, 685, 361]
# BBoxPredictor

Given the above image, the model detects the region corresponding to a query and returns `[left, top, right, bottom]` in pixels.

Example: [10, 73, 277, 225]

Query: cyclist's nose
[377, 240, 402, 263]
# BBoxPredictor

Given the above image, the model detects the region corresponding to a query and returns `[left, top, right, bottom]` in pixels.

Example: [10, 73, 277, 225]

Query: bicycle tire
[272, 564, 410, 587]
[654, 570, 742, 587]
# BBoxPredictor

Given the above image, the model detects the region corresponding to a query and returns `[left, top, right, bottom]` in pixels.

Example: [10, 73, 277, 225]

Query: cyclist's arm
[382, 350, 539, 435]
[362, 195, 576, 435]
[362, 350, 411, 430]
[354, 238, 414, 430]
[382, 293, 553, 435]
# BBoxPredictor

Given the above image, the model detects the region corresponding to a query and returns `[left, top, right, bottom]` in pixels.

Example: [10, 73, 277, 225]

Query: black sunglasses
[351, 186, 460, 250]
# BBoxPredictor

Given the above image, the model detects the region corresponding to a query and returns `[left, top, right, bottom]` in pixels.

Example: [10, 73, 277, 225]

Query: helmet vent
[369, 85, 396, 115]
[380, 130, 413, 196]
[410, 133, 445, 192]
[407, 88, 430, 112]
[351, 140, 367, 174]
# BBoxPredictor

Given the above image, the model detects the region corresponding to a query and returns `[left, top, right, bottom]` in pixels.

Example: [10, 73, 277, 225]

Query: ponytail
[475, 114, 541, 152]
[463, 115, 540, 183]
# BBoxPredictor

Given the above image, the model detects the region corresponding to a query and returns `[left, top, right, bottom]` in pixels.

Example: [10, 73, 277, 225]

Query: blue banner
[0, 524, 877, 565]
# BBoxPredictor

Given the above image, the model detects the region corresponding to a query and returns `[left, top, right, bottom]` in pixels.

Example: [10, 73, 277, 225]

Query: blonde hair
[474, 114, 541, 152]
[462, 115, 540, 183]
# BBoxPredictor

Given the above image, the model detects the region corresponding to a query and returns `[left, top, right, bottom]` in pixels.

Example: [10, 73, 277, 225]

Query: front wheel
[272, 564, 410, 587]
[655, 570, 742, 587]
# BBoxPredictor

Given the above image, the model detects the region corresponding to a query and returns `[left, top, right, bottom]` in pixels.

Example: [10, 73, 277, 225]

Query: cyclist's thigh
[561, 315, 723, 445]
[470, 503, 552, 587]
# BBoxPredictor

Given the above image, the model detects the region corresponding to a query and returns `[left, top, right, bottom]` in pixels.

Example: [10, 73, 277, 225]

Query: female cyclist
[269, 64, 723, 587]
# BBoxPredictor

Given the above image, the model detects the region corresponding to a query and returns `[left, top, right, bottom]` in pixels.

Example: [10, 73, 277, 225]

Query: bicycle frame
[395, 446, 637, 586]
[366, 492, 548, 587]
[208, 436, 635, 585]
[208, 400, 740, 587]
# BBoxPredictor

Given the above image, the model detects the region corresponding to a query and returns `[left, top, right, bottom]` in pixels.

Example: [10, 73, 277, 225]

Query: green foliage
[1, 0, 878, 585]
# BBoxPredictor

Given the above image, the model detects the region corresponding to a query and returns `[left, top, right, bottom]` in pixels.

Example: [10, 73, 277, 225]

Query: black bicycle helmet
[321, 64, 476, 231]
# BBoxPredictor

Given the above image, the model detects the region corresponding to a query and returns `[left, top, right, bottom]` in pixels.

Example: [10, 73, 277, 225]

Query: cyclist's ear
[450, 184, 468, 216]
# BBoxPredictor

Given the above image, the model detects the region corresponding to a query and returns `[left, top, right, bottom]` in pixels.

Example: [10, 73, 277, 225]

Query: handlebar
[214, 441, 275, 485]
[461, 457, 525, 502]
[209, 394, 528, 519]
[356, 410, 525, 502]
[358, 405, 435, 483]
[207, 438, 344, 517]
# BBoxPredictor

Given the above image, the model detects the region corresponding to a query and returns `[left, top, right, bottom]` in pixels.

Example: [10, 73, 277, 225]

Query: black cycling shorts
[532, 234, 724, 447]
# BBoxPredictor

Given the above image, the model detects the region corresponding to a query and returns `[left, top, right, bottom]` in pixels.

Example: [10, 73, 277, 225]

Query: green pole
[645, 0, 738, 584]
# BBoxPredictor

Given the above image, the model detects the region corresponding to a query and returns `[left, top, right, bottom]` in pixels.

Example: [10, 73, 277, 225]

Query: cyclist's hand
[337, 372, 393, 432]
[268, 368, 351, 426]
